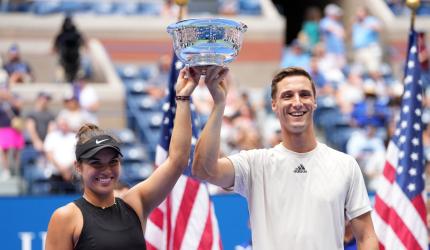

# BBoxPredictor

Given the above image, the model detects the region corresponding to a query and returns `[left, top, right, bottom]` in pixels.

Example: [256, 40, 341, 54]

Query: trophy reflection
[167, 18, 247, 74]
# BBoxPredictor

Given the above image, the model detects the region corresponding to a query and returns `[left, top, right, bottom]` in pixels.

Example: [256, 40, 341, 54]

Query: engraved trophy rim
[167, 18, 248, 34]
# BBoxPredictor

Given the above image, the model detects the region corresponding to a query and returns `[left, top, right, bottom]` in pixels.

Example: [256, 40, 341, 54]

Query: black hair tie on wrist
[175, 95, 190, 101]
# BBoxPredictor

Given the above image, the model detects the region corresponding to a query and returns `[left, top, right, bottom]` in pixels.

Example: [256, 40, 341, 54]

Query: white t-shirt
[44, 130, 76, 174]
[79, 85, 98, 112]
[229, 142, 371, 250]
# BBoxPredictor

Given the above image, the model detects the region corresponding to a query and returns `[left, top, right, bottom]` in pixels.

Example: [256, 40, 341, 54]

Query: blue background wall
[0, 194, 250, 250]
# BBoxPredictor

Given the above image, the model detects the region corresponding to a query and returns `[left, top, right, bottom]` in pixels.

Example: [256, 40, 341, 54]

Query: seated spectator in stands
[298, 6, 321, 52]
[146, 54, 171, 100]
[44, 116, 78, 194]
[350, 84, 391, 128]
[309, 57, 334, 100]
[351, 6, 383, 75]
[74, 77, 99, 114]
[53, 15, 86, 83]
[161, 0, 182, 17]
[3, 44, 33, 84]
[25, 91, 56, 152]
[57, 90, 97, 132]
[336, 70, 365, 114]
[319, 4, 346, 68]
[312, 43, 345, 85]
[218, 0, 238, 16]
[346, 124, 386, 191]
[280, 39, 311, 71]
[0, 85, 24, 180]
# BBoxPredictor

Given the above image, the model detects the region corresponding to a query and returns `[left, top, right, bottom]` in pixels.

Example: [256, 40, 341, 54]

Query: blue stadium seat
[31, 1, 61, 15]
[20, 146, 41, 167]
[139, 2, 161, 15]
[239, 0, 261, 15]
[112, 128, 137, 145]
[325, 124, 359, 152]
[121, 144, 149, 164]
[120, 162, 153, 186]
[116, 2, 140, 15]
[91, 1, 117, 15]
[117, 64, 141, 80]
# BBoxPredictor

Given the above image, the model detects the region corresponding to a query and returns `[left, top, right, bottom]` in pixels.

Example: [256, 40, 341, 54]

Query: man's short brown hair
[271, 67, 316, 99]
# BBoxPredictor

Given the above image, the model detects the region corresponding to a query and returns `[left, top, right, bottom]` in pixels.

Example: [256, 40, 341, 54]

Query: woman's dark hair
[271, 66, 316, 99]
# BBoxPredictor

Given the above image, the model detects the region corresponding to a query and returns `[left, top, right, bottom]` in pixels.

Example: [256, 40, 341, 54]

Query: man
[192, 66, 378, 250]
[3, 44, 33, 84]
[25, 91, 56, 152]
[351, 6, 382, 74]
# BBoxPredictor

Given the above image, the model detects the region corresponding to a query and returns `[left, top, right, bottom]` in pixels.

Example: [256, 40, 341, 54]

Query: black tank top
[73, 197, 147, 250]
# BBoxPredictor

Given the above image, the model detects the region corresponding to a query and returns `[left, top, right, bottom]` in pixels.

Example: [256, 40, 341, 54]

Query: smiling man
[192, 66, 378, 250]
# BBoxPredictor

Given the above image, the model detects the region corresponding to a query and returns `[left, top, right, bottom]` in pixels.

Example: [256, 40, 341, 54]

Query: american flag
[373, 29, 428, 250]
[145, 54, 222, 250]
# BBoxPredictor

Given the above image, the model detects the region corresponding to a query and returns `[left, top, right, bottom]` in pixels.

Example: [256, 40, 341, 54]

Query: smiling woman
[44, 66, 200, 250]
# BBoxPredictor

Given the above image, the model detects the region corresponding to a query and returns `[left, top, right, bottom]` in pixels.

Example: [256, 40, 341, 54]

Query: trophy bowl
[167, 18, 247, 66]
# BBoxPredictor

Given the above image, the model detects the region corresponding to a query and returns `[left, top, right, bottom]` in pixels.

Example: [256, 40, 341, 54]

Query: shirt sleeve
[345, 157, 372, 220]
[228, 150, 252, 198]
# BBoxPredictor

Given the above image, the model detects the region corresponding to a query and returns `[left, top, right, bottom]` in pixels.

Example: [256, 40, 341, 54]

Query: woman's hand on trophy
[204, 66, 229, 104]
[175, 67, 198, 97]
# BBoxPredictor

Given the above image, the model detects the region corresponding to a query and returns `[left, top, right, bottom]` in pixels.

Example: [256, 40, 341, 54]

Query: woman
[45, 67, 201, 249]
[0, 85, 24, 180]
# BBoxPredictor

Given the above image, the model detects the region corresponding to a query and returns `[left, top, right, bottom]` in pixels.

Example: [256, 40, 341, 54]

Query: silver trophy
[167, 18, 247, 66]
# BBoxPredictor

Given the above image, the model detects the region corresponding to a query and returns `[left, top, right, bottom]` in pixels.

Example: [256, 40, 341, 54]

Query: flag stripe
[197, 200, 213, 250]
[376, 174, 428, 249]
[166, 196, 172, 250]
[151, 207, 164, 230]
[373, 212, 406, 250]
[173, 179, 200, 249]
[374, 196, 421, 250]
[181, 183, 210, 249]
[147, 242, 159, 250]
[411, 194, 426, 222]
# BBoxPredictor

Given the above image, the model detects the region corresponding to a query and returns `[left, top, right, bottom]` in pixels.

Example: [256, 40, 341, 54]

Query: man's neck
[281, 131, 318, 153]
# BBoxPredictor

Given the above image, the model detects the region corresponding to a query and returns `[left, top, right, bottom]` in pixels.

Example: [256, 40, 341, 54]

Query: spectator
[146, 54, 171, 100]
[74, 77, 99, 114]
[53, 15, 86, 83]
[218, 0, 238, 16]
[299, 6, 322, 52]
[336, 70, 365, 114]
[44, 116, 78, 194]
[3, 44, 33, 84]
[57, 90, 97, 132]
[319, 4, 346, 68]
[280, 39, 311, 70]
[351, 6, 383, 75]
[0, 86, 24, 180]
[25, 91, 56, 152]
[161, 0, 182, 18]
[350, 84, 391, 128]
[346, 124, 386, 191]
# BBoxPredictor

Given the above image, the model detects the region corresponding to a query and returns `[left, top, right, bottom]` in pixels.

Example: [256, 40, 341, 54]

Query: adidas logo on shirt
[293, 164, 307, 173]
